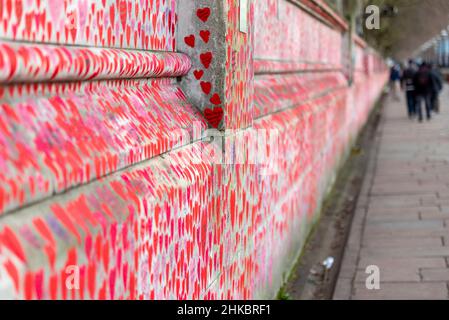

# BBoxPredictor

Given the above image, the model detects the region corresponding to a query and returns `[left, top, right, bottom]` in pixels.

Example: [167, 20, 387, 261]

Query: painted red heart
[200, 52, 213, 69]
[200, 30, 210, 43]
[210, 93, 222, 105]
[193, 70, 204, 80]
[197, 8, 211, 22]
[109, 4, 115, 27]
[1, 226, 27, 263]
[200, 81, 212, 94]
[119, 0, 128, 28]
[184, 35, 195, 48]
[15, 0, 23, 24]
[204, 107, 224, 129]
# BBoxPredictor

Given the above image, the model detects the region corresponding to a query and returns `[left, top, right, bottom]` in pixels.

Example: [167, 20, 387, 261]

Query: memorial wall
[0, 0, 387, 299]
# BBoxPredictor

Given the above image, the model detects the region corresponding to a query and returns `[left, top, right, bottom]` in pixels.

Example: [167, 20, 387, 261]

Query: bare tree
[359, 0, 449, 59]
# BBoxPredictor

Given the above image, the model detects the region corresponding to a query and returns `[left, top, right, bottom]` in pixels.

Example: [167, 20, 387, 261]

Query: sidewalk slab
[334, 90, 449, 300]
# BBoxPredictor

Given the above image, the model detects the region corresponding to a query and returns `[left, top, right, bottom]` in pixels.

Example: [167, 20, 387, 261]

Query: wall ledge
[0, 41, 191, 84]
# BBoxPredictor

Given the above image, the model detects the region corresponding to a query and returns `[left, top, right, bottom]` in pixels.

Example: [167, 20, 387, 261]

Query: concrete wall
[0, 0, 387, 299]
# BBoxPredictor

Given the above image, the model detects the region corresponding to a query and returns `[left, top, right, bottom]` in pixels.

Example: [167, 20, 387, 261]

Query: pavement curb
[333, 104, 385, 300]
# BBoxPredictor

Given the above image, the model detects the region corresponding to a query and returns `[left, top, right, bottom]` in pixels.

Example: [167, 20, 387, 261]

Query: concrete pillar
[177, 0, 254, 131]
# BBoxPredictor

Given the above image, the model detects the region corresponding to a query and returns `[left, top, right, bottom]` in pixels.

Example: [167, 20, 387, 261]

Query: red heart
[200, 81, 212, 94]
[109, 4, 115, 27]
[87, 263, 97, 299]
[197, 8, 211, 22]
[15, 0, 23, 24]
[200, 52, 213, 69]
[193, 70, 204, 80]
[210, 93, 222, 105]
[1, 226, 27, 263]
[200, 30, 210, 43]
[184, 35, 195, 48]
[119, 0, 127, 28]
[204, 107, 224, 129]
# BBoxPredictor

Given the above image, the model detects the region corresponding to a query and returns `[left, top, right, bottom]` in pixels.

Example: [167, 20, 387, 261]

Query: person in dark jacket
[390, 63, 401, 100]
[430, 63, 443, 113]
[413, 63, 434, 122]
[401, 60, 417, 118]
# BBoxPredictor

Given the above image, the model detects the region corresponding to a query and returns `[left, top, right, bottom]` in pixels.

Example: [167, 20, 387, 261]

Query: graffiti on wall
[0, 0, 177, 51]
[0, 0, 388, 300]
[177, 0, 254, 130]
[254, 0, 343, 73]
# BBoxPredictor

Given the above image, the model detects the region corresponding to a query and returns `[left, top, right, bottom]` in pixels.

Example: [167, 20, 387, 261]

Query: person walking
[430, 63, 443, 113]
[390, 63, 402, 100]
[413, 62, 434, 122]
[401, 60, 417, 118]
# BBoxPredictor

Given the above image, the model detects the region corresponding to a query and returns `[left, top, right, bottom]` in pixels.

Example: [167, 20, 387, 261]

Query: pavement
[334, 87, 449, 300]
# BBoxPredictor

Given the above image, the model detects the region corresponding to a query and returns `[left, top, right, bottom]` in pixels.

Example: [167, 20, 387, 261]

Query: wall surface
[0, 0, 387, 299]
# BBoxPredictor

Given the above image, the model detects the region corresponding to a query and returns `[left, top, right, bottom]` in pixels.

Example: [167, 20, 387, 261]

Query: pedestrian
[430, 63, 443, 113]
[413, 62, 434, 122]
[401, 59, 417, 118]
[389, 63, 401, 100]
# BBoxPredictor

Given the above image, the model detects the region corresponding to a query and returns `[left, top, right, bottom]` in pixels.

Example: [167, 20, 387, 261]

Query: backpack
[417, 71, 430, 87]
[403, 69, 414, 83]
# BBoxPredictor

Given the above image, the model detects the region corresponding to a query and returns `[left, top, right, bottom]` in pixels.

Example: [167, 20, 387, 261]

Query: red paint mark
[109, 268, 116, 299]
[87, 263, 96, 299]
[33, 217, 56, 247]
[102, 241, 110, 272]
[200, 52, 213, 69]
[119, 0, 128, 28]
[98, 280, 107, 300]
[3, 260, 19, 292]
[85, 235, 93, 259]
[49, 274, 58, 300]
[34, 269, 44, 300]
[184, 35, 195, 48]
[204, 107, 224, 129]
[122, 262, 129, 290]
[0, 226, 27, 263]
[197, 8, 211, 22]
[200, 81, 212, 95]
[51, 204, 82, 244]
[199, 30, 210, 43]
[24, 272, 34, 300]
[129, 272, 136, 300]
[193, 70, 204, 80]
[44, 245, 56, 270]
[210, 93, 222, 105]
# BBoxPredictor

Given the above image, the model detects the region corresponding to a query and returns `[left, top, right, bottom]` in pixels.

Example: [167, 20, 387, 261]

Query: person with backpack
[413, 62, 434, 122]
[401, 60, 417, 118]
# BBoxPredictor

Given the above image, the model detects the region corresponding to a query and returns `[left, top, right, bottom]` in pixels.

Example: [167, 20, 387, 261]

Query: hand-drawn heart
[184, 35, 195, 48]
[200, 30, 210, 43]
[193, 70, 204, 80]
[15, 0, 23, 24]
[200, 52, 213, 69]
[197, 8, 211, 23]
[119, 0, 128, 28]
[200, 81, 212, 94]
[109, 5, 116, 27]
[204, 107, 224, 129]
[210, 93, 222, 105]
[0, 227, 27, 263]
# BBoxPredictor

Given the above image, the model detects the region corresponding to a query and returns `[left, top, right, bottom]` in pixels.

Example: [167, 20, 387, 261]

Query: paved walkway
[334, 87, 449, 300]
